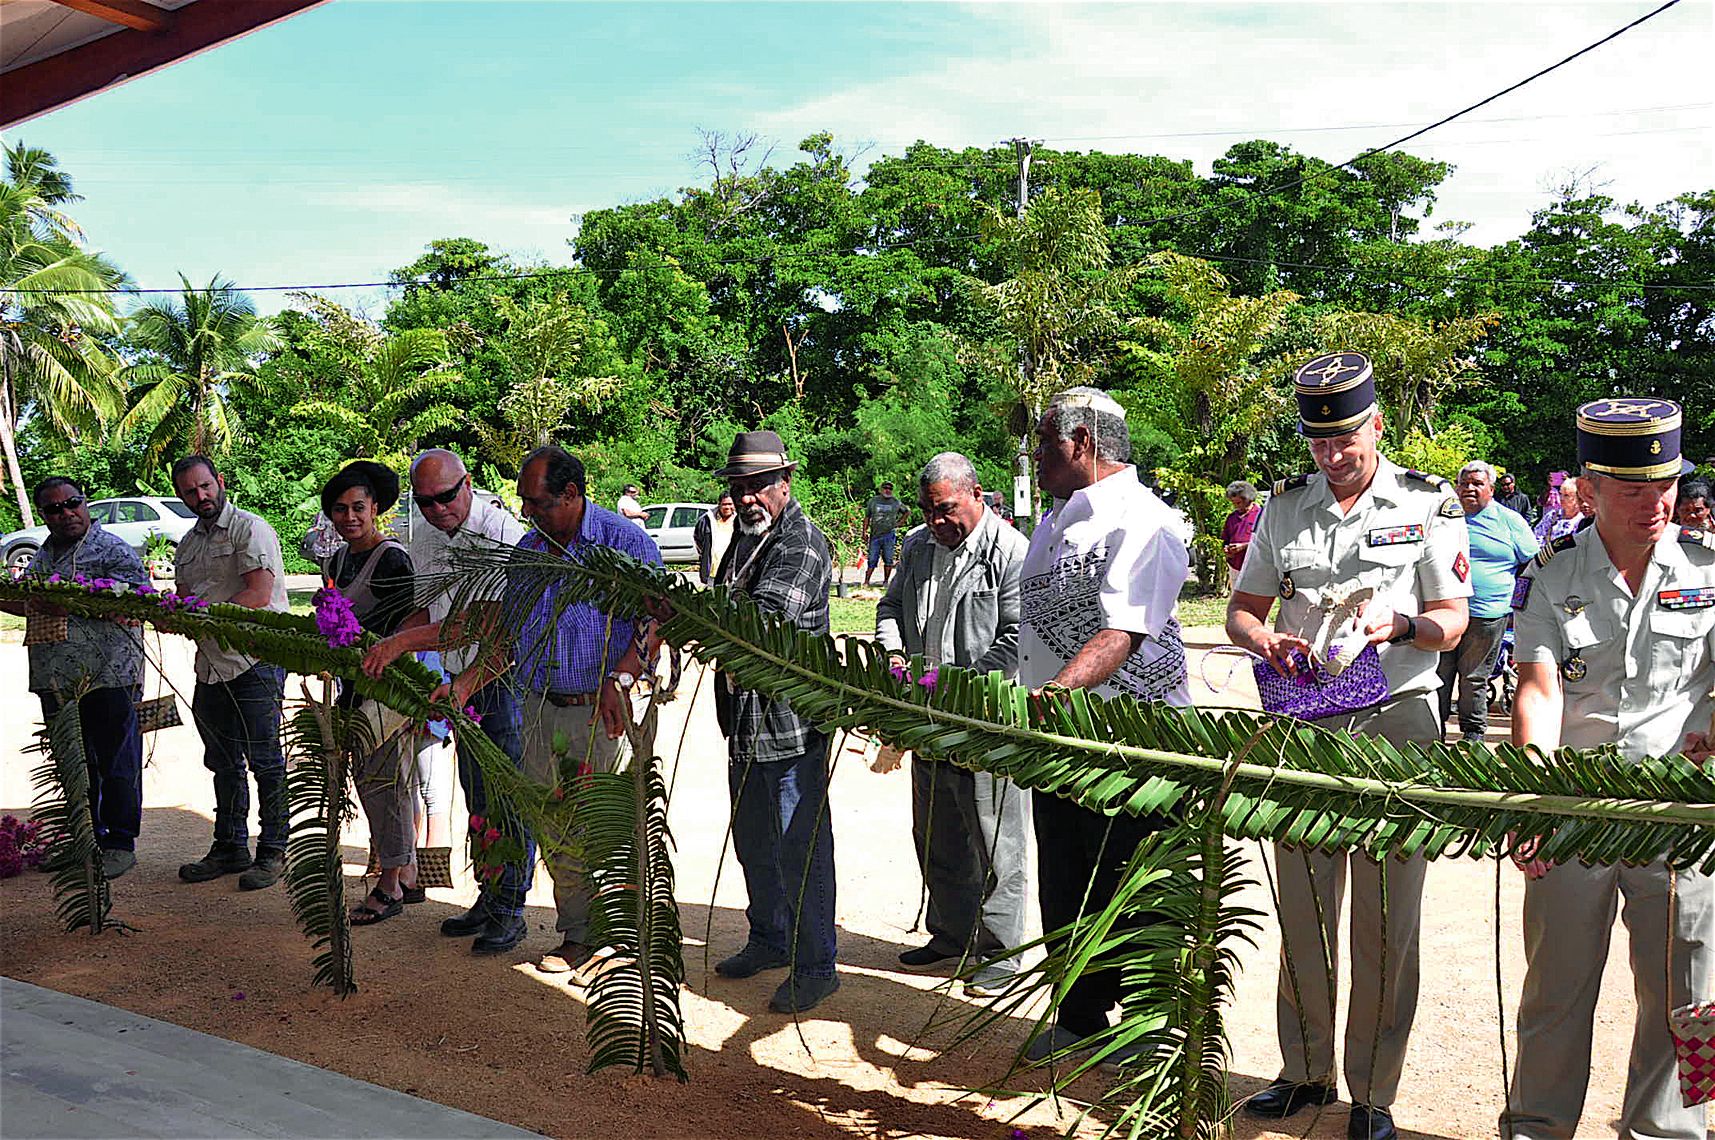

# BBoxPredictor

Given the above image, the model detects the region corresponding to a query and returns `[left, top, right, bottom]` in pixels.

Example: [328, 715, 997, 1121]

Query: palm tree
[116, 275, 280, 471]
[284, 294, 463, 468]
[0, 143, 127, 527]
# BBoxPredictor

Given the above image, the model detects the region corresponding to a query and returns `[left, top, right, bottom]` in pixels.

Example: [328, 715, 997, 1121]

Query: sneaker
[179, 842, 251, 883]
[238, 847, 286, 891]
[536, 939, 596, 975]
[715, 943, 791, 979]
[962, 966, 1016, 998]
[897, 942, 961, 970]
[768, 972, 840, 1013]
[99, 849, 137, 880]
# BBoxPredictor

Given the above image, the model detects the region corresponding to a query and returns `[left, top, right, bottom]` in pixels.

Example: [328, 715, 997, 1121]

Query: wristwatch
[1387, 615, 1418, 646]
[607, 670, 636, 691]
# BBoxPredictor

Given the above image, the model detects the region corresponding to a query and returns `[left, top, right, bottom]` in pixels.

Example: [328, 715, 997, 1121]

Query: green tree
[116, 275, 280, 471]
[1314, 307, 1496, 447]
[1122, 252, 1298, 592]
[0, 142, 127, 526]
[285, 294, 464, 469]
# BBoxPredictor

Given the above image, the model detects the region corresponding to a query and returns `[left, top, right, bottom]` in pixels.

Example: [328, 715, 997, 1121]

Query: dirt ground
[0, 629, 1655, 1139]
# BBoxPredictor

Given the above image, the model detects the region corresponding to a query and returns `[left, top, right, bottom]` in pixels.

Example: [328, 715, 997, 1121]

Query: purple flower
[136, 583, 157, 595]
[462, 704, 483, 725]
[312, 587, 362, 648]
[889, 662, 909, 683]
[46, 574, 61, 584]
[72, 573, 90, 586]
[917, 668, 940, 692]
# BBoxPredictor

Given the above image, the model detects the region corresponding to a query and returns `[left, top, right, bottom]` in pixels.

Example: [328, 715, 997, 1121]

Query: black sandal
[401, 884, 427, 905]
[350, 887, 403, 925]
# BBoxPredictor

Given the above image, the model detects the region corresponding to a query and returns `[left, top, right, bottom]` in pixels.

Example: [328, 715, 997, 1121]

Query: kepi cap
[715, 430, 799, 479]
[1576, 397, 1694, 482]
[1294, 351, 1376, 439]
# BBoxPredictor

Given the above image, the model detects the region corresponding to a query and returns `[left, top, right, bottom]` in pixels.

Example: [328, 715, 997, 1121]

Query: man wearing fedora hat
[1503, 398, 1715, 1140]
[1227, 352, 1471, 1140]
[170, 454, 293, 890]
[708, 429, 841, 1014]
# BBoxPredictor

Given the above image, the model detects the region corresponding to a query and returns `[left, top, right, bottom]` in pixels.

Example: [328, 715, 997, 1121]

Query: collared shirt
[1018, 465, 1191, 705]
[412, 494, 526, 674]
[1514, 525, 1715, 763]
[1222, 502, 1261, 570]
[25, 523, 148, 695]
[1235, 455, 1472, 701]
[174, 500, 288, 684]
[508, 501, 663, 694]
[1497, 489, 1533, 522]
[921, 511, 996, 664]
[1465, 500, 1539, 619]
[715, 498, 832, 761]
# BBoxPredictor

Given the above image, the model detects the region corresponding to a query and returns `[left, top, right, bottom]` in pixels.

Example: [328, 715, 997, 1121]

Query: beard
[738, 503, 776, 536]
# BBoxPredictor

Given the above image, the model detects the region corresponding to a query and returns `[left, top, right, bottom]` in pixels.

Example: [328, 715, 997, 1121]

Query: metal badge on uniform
[1280, 572, 1296, 599]
[1561, 596, 1587, 616]
[1658, 587, 1715, 611]
[1511, 577, 1532, 609]
[1561, 653, 1587, 682]
[1366, 524, 1424, 547]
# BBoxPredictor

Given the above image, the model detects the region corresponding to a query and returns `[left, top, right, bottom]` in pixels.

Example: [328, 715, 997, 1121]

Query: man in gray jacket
[876, 452, 1031, 995]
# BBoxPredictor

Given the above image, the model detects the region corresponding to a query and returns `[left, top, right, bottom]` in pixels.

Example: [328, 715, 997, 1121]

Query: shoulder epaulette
[1680, 527, 1715, 551]
[1533, 533, 1579, 567]
[1271, 473, 1313, 497]
[1403, 468, 1451, 491]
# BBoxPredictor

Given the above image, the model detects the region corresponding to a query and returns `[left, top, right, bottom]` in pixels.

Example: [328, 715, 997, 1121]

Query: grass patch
[829, 594, 877, 636]
[1175, 590, 1229, 629]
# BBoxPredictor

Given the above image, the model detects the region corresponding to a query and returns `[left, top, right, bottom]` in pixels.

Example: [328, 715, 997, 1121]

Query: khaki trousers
[1501, 861, 1713, 1140]
[354, 700, 418, 870]
[1273, 692, 1437, 1107]
[519, 691, 659, 942]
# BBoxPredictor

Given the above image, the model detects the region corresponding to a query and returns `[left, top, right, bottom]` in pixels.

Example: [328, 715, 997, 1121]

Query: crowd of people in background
[9, 349, 1713, 1140]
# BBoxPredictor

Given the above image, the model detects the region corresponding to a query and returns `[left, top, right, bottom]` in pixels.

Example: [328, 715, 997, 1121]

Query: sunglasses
[42, 496, 86, 515]
[411, 483, 463, 509]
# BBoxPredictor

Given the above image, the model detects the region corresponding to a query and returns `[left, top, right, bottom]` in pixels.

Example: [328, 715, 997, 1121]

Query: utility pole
[1010, 138, 1039, 532]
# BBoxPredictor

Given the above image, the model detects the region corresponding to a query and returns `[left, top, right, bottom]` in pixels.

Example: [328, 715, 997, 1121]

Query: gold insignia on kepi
[1561, 653, 1587, 682]
[1294, 351, 1376, 439]
[1576, 395, 1692, 482]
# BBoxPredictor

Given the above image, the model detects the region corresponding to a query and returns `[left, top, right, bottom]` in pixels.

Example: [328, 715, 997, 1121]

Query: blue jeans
[867, 531, 897, 569]
[728, 734, 837, 978]
[191, 664, 287, 851]
[39, 686, 143, 853]
[456, 679, 535, 920]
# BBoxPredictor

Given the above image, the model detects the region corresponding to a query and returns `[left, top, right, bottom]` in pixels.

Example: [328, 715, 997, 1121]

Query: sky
[6, 0, 1710, 315]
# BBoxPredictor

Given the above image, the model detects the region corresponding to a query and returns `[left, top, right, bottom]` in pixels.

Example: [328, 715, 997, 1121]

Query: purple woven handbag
[1251, 644, 1391, 722]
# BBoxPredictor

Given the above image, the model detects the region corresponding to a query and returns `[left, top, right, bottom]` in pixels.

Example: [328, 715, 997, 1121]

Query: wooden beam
[46, 0, 173, 34]
[3, 0, 330, 128]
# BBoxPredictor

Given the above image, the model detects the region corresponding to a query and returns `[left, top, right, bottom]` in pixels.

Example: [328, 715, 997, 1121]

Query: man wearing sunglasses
[361, 448, 534, 956]
[2, 477, 148, 879]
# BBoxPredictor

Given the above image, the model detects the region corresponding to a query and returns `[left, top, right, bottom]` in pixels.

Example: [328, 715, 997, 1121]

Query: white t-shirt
[616, 494, 645, 527]
[708, 512, 735, 578]
[411, 495, 526, 673]
[1018, 466, 1191, 705]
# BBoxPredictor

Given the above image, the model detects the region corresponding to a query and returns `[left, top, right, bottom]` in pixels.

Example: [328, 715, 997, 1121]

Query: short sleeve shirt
[1018, 466, 1191, 705]
[174, 501, 288, 683]
[1513, 525, 1715, 762]
[411, 496, 526, 674]
[25, 523, 148, 695]
[866, 495, 908, 535]
[1235, 455, 1472, 701]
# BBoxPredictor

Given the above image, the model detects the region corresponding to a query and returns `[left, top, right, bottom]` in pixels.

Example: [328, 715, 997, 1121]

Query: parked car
[641, 502, 712, 564]
[3, 496, 198, 576]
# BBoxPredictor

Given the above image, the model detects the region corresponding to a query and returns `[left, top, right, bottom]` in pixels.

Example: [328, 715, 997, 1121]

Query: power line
[1122, 0, 1690, 233]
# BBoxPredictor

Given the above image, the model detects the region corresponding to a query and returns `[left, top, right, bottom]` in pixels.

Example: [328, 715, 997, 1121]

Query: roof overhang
[2, 0, 331, 129]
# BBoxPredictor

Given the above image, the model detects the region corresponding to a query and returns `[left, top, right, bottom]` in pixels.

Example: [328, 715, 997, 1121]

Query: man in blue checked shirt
[443, 445, 664, 975]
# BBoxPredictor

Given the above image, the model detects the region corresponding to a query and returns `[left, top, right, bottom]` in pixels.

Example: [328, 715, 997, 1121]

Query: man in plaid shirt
[709, 430, 839, 1013]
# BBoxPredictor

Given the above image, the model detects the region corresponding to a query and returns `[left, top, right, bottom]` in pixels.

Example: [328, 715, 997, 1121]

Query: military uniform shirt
[1235, 455, 1472, 699]
[174, 500, 289, 684]
[1513, 525, 1715, 763]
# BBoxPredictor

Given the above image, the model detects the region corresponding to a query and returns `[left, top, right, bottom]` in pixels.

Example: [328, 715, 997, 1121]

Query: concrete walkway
[0, 978, 539, 1139]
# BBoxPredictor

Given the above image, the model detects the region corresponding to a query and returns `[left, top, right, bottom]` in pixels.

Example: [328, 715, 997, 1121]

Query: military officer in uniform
[1226, 351, 1472, 1140]
[1501, 398, 1715, 1140]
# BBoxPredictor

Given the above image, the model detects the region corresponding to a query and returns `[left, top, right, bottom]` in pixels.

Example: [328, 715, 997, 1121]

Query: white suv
[3, 496, 199, 575]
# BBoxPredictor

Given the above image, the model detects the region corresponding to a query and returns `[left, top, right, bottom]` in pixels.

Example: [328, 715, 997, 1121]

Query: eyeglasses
[42, 496, 86, 515]
[412, 483, 463, 509]
[729, 473, 782, 498]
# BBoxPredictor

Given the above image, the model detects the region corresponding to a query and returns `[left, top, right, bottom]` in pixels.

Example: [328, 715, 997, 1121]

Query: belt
[544, 691, 599, 708]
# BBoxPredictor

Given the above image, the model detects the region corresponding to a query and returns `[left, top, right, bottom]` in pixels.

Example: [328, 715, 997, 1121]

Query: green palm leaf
[28, 697, 114, 934]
